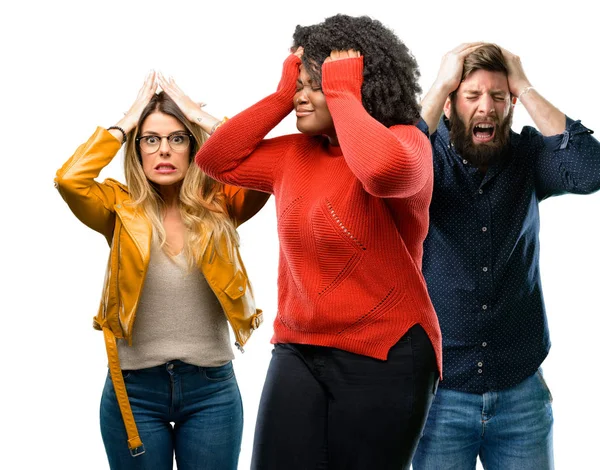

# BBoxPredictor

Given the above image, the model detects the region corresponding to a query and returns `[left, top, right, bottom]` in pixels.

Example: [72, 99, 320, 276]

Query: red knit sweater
[196, 55, 442, 372]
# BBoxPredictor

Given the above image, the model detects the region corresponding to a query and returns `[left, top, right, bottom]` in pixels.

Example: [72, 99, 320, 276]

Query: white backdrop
[2, 0, 598, 468]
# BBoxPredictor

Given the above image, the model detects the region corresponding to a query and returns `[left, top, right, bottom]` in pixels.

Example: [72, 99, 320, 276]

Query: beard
[448, 100, 513, 169]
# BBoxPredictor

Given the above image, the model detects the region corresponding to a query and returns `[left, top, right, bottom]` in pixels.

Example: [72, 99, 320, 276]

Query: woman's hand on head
[291, 46, 304, 60]
[117, 71, 158, 134]
[158, 73, 221, 134]
[158, 73, 206, 121]
[324, 49, 361, 64]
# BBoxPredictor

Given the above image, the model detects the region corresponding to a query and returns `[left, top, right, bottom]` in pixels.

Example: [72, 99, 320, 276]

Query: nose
[158, 136, 171, 155]
[478, 94, 495, 115]
[296, 89, 309, 106]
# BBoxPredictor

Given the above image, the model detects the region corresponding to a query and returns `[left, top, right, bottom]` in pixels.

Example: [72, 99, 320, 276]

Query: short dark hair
[292, 14, 421, 127]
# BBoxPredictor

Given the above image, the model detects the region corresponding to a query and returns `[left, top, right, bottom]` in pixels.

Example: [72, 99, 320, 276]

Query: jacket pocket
[223, 270, 247, 300]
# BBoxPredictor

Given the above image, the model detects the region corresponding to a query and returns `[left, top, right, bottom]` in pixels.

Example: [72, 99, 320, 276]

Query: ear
[443, 96, 452, 119]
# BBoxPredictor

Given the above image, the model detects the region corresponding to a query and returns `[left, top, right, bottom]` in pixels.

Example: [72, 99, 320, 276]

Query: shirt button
[463, 159, 468, 164]
[238, 286, 244, 292]
[482, 304, 488, 310]
[482, 342, 488, 347]
[482, 267, 488, 272]
[478, 362, 483, 367]
[478, 369, 483, 374]
[478, 189, 483, 194]
[482, 226, 487, 232]
[167, 364, 174, 371]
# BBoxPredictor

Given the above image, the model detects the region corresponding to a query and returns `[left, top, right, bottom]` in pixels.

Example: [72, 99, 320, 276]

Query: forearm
[534, 117, 600, 197]
[333, 100, 432, 198]
[180, 108, 223, 136]
[324, 58, 432, 198]
[195, 55, 299, 189]
[420, 81, 452, 134]
[55, 127, 121, 190]
[519, 87, 566, 136]
[55, 128, 120, 238]
[193, 93, 293, 194]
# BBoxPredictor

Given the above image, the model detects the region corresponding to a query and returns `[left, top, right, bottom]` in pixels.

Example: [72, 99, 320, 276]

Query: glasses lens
[168, 134, 190, 150]
[140, 136, 160, 153]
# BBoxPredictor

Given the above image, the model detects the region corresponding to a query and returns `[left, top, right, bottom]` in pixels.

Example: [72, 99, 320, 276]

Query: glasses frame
[135, 132, 193, 154]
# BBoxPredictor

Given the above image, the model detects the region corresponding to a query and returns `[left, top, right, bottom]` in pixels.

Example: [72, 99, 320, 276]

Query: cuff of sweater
[322, 57, 364, 98]
[277, 54, 302, 94]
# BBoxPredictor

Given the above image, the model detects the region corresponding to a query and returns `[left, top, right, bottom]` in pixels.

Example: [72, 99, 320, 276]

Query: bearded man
[412, 43, 600, 470]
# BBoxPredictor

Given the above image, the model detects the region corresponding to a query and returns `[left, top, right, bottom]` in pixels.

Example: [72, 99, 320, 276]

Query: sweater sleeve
[321, 57, 432, 199]
[195, 54, 301, 194]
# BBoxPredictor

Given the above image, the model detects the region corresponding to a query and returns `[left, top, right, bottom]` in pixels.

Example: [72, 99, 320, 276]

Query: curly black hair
[293, 14, 421, 127]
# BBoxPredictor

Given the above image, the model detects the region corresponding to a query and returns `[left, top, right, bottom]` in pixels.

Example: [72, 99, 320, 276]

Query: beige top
[117, 242, 234, 370]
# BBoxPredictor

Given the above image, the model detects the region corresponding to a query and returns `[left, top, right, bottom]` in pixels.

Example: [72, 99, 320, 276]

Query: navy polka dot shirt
[419, 117, 600, 393]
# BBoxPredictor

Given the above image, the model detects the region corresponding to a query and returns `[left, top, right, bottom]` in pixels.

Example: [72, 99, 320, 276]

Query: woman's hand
[323, 49, 361, 64]
[158, 73, 221, 134]
[115, 71, 158, 134]
[292, 46, 304, 60]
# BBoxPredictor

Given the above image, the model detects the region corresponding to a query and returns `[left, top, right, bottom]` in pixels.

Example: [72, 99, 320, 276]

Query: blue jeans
[412, 369, 553, 470]
[100, 360, 243, 470]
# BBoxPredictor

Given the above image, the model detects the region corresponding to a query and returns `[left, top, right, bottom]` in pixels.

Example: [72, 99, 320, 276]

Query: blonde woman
[55, 72, 268, 470]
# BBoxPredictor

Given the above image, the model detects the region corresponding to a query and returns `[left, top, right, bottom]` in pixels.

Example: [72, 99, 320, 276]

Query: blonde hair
[123, 92, 239, 270]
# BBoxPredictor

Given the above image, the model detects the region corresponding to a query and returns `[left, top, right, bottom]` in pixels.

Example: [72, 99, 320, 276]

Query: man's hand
[420, 43, 483, 133]
[432, 42, 485, 95]
[499, 47, 532, 98]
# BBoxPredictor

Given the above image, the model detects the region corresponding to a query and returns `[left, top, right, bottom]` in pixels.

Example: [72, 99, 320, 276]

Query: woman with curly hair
[193, 14, 442, 469]
[55, 72, 267, 469]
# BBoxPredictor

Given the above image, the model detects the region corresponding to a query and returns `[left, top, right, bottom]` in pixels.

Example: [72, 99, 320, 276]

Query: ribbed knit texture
[196, 55, 442, 373]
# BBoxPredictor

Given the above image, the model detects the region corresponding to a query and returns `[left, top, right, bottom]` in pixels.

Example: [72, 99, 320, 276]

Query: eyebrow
[139, 130, 187, 137]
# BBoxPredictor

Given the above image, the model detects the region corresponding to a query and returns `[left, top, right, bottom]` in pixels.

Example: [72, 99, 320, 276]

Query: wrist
[210, 117, 229, 135]
[277, 54, 301, 94]
[107, 125, 127, 144]
[115, 117, 137, 135]
[517, 84, 534, 101]
[513, 80, 533, 98]
[432, 79, 457, 99]
[321, 57, 364, 96]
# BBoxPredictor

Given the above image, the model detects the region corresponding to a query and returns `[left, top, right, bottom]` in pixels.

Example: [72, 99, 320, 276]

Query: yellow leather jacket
[55, 128, 268, 455]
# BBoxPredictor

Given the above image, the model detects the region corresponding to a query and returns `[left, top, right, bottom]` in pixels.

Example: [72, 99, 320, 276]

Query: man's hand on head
[499, 47, 532, 98]
[433, 42, 485, 95]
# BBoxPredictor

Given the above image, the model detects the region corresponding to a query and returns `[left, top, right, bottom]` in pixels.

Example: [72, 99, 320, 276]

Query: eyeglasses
[136, 132, 192, 154]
